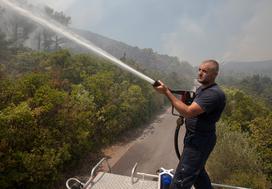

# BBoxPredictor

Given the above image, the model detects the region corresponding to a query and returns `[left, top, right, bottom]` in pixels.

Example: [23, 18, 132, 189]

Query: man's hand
[153, 80, 204, 118]
[153, 80, 169, 94]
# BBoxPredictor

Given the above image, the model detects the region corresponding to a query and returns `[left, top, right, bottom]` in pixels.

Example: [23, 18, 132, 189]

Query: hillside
[0, 3, 194, 89]
[66, 29, 195, 89]
[221, 60, 272, 78]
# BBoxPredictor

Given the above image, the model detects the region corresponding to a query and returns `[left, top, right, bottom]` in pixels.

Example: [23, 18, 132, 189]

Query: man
[154, 59, 226, 189]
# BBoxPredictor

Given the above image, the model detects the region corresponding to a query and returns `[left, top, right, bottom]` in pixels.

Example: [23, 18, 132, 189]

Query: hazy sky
[31, 0, 271, 65]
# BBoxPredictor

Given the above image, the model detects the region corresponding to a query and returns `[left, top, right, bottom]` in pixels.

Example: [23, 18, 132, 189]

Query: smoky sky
[29, 0, 272, 65]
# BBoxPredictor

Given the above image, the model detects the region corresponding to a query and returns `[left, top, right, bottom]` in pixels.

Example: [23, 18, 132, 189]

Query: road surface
[105, 107, 186, 176]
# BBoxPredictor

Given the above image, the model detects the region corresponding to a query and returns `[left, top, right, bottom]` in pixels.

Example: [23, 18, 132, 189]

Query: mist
[26, 0, 272, 65]
[1, 0, 272, 65]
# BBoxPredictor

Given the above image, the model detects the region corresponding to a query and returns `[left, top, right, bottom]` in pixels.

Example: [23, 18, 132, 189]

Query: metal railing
[66, 157, 251, 189]
[211, 183, 251, 189]
[131, 162, 158, 184]
[66, 157, 111, 189]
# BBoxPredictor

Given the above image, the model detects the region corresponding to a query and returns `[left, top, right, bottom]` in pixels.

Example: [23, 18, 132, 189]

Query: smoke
[223, 0, 272, 62]
[161, 0, 272, 64]
[29, 0, 76, 11]
[1, 0, 271, 65]
[0, 0, 71, 49]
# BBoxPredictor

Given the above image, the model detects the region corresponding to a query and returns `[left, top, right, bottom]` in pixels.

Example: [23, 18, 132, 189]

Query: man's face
[197, 62, 217, 85]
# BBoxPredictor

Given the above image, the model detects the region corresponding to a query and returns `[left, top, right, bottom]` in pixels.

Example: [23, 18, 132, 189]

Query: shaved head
[202, 59, 219, 74]
[197, 59, 220, 85]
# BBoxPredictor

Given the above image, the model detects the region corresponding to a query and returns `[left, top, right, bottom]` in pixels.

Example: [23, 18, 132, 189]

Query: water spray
[0, 0, 159, 86]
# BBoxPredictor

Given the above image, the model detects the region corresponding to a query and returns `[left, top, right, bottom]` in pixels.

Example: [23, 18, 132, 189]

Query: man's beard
[197, 78, 209, 85]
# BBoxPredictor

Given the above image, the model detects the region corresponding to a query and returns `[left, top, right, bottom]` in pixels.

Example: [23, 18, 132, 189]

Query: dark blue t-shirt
[185, 83, 226, 134]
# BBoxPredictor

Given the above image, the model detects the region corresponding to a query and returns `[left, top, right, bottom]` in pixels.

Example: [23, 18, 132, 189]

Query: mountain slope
[221, 60, 272, 78]
[66, 29, 195, 89]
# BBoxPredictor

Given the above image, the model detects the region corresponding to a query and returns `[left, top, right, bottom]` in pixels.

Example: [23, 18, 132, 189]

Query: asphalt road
[111, 108, 186, 176]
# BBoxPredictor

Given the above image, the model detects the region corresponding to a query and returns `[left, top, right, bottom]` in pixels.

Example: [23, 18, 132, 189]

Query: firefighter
[154, 59, 226, 189]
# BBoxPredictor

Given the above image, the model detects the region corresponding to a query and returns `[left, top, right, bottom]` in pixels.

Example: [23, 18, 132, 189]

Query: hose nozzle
[152, 80, 161, 87]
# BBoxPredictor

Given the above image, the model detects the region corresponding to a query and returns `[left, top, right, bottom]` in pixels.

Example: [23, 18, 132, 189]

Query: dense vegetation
[0, 4, 193, 187]
[207, 76, 272, 188]
[0, 39, 171, 188]
[1, 43, 271, 189]
[0, 2, 194, 90]
[219, 74, 272, 105]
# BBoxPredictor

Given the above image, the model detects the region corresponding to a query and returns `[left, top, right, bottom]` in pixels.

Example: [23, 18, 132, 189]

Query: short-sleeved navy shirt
[185, 83, 226, 134]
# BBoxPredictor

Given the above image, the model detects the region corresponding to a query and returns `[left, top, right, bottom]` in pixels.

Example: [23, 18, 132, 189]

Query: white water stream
[0, 0, 156, 85]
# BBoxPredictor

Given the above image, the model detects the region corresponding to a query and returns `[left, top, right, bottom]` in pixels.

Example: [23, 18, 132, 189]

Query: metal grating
[86, 172, 158, 189]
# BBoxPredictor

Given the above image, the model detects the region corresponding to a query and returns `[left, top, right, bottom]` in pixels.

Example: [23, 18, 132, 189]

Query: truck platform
[66, 157, 251, 189]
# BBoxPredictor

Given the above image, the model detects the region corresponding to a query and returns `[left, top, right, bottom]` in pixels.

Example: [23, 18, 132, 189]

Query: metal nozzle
[152, 80, 161, 87]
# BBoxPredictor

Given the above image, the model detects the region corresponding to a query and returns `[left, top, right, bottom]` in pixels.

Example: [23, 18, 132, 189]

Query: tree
[0, 79, 25, 110]
[0, 102, 37, 188]
[21, 73, 50, 98]
[250, 113, 272, 181]
[57, 84, 96, 156]
[41, 6, 71, 51]
[207, 123, 271, 189]
[7, 12, 36, 48]
[0, 31, 11, 62]
[29, 85, 67, 127]
[219, 74, 272, 106]
[120, 84, 147, 127]
[221, 88, 269, 132]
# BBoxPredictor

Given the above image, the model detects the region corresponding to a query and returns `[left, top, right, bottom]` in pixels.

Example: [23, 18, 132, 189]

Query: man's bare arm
[154, 80, 204, 118]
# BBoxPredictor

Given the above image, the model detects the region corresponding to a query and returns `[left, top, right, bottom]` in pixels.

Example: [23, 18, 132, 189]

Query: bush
[207, 122, 271, 189]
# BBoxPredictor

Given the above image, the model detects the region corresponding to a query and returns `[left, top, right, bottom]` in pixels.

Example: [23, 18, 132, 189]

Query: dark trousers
[170, 130, 216, 189]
